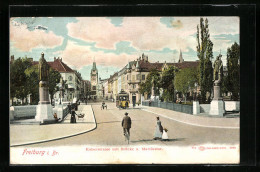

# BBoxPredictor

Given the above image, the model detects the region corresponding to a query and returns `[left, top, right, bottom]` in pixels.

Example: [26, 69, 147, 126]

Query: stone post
[193, 101, 200, 115]
[209, 82, 225, 116]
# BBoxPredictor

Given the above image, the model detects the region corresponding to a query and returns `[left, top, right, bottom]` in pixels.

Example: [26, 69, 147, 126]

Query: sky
[10, 17, 239, 81]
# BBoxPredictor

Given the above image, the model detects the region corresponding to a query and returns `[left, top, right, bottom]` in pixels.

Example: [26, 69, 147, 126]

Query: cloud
[60, 41, 137, 69]
[10, 21, 64, 52]
[67, 17, 200, 51]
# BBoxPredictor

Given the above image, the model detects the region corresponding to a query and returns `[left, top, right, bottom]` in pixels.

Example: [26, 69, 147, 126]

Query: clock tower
[90, 61, 98, 99]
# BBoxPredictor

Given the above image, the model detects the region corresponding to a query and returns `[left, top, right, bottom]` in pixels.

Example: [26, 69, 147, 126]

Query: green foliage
[174, 67, 198, 103]
[11, 57, 61, 105]
[196, 18, 214, 103]
[10, 57, 32, 104]
[139, 68, 161, 96]
[25, 65, 61, 104]
[25, 65, 39, 104]
[227, 42, 240, 100]
[161, 66, 178, 102]
[49, 68, 62, 102]
[221, 75, 229, 94]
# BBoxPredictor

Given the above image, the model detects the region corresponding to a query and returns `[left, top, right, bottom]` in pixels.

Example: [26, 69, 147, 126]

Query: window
[142, 75, 145, 80]
[68, 76, 72, 81]
[132, 75, 135, 81]
[93, 86, 96, 90]
[136, 74, 140, 80]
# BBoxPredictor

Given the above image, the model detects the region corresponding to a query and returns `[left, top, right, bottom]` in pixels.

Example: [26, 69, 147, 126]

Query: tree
[174, 67, 198, 103]
[139, 68, 161, 97]
[196, 18, 214, 103]
[25, 64, 61, 105]
[25, 65, 39, 105]
[49, 68, 62, 104]
[221, 75, 229, 96]
[10, 57, 32, 105]
[227, 42, 240, 100]
[161, 66, 178, 102]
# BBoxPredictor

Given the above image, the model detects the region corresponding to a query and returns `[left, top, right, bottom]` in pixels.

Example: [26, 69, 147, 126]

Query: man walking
[122, 112, 131, 136]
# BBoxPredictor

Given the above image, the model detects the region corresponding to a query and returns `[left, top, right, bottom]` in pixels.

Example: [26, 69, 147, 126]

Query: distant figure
[154, 117, 163, 140]
[122, 112, 132, 136]
[70, 110, 77, 123]
[101, 101, 107, 110]
[149, 100, 152, 106]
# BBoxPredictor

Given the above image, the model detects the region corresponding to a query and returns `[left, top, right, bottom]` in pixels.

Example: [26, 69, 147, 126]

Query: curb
[10, 105, 97, 147]
[143, 109, 239, 129]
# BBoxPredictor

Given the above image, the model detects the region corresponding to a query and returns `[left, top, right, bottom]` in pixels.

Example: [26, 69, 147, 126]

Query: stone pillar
[209, 82, 225, 116]
[35, 81, 54, 123]
[193, 101, 200, 115]
[39, 81, 50, 104]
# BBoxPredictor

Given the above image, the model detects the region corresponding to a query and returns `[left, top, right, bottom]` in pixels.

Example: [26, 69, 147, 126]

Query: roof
[139, 60, 164, 71]
[92, 62, 98, 71]
[138, 60, 199, 72]
[32, 58, 74, 73]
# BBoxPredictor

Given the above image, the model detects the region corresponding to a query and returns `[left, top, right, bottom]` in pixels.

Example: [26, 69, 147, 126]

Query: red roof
[32, 58, 74, 73]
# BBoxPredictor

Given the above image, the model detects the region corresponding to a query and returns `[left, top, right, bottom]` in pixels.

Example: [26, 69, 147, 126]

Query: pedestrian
[122, 112, 132, 136]
[68, 102, 72, 114]
[70, 110, 77, 123]
[149, 100, 152, 106]
[154, 116, 163, 140]
[162, 128, 169, 141]
[101, 101, 105, 110]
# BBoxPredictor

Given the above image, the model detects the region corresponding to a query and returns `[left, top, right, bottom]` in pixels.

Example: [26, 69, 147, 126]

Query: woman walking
[154, 117, 163, 140]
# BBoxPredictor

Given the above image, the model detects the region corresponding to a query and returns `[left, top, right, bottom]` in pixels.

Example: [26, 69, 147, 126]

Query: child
[162, 128, 169, 141]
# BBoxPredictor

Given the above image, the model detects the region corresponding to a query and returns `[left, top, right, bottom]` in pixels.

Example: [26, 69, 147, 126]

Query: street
[25, 102, 239, 147]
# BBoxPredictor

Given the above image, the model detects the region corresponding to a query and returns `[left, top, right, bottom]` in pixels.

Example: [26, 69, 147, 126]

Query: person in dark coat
[122, 112, 132, 136]
[68, 102, 72, 114]
[70, 110, 77, 123]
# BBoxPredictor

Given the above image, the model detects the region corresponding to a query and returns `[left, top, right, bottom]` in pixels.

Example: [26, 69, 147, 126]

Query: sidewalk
[141, 105, 239, 129]
[10, 104, 96, 147]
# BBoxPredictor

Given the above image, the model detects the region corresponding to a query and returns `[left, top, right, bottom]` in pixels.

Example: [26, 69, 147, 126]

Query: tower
[178, 49, 184, 63]
[90, 61, 98, 99]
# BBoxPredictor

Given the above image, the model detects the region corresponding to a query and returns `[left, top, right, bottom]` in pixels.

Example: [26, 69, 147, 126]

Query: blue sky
[10, 17, 239, 80]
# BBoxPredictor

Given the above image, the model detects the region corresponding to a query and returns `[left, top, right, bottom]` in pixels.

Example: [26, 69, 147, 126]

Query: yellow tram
[116, 90, 130, 109]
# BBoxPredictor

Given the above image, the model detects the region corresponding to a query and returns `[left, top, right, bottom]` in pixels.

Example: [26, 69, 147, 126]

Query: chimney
[41, 52, 44, 58]
[61, 58, 62, 61]
[54, 57, 56, 60]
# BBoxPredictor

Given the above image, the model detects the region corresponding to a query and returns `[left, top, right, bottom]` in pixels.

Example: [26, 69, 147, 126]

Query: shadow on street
[130, 138, 185, 143]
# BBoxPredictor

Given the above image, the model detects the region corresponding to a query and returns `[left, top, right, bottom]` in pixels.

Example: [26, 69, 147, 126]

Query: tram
[116, 90, 130, 109]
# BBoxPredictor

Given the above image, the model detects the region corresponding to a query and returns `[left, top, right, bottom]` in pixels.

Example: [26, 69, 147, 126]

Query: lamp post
[59, 84, 62, 105]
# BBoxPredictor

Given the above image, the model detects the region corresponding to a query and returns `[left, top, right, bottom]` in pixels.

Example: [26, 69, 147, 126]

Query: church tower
[90, 61, 98, 99]
[178, 49, 184, 63]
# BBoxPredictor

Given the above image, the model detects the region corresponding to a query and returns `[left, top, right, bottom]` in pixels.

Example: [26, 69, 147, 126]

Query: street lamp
[59, 84, 63, 105]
